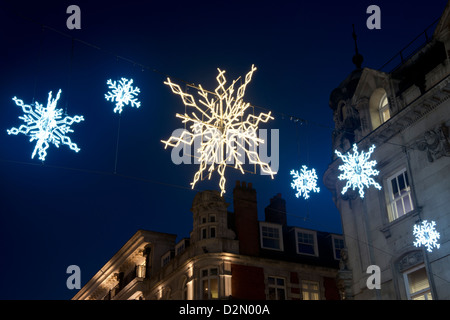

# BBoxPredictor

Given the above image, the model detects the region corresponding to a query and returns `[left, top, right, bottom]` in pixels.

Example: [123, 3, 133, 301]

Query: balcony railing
[379, 18, 440, 73]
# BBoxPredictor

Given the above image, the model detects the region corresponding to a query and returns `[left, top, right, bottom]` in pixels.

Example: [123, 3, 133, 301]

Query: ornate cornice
[367, 76, 450, 147]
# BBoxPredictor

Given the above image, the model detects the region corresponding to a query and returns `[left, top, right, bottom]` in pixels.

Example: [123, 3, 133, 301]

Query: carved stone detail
[398, 251, 424, 273]
[336, 248, 354, 300]
[416, 123, 450, 162]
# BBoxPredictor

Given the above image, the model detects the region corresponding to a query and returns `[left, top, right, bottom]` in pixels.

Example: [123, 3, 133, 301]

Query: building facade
[72, 181, 342, 300]
[324, 3, 450, 300]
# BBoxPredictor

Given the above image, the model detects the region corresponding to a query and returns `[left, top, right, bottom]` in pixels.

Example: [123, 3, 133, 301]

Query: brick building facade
[72, 181, 342, 300]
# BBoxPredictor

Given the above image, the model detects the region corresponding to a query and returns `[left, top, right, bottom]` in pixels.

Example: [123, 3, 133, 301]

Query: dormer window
[294, 228, 318, 256]
[379, 94, 390, 123]
[260, 222, 283, 251]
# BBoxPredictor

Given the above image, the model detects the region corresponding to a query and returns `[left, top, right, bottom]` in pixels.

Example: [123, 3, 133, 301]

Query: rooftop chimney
[233, 181, 259, 256]
[265, 193, 287, 226]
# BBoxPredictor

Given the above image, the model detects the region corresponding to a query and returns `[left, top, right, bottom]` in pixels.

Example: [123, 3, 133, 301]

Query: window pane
[210, 227, 216, 238]
[263, 238, 278, 249]
[334, 238, 344, 259]
[408, 268, 430, 294]
[276, 278, 284, 286]
[302, 281, 320, 300]
[396, 200, 405, 217]
[277, 288, 285, 300]
[298, 243, 315, 254]
[382, 109, 390, 122]
[210, 268, 218, 276]
[404, 171, 410, 187]
[310, 292, 319, 300]
[202, 280, 208, 300]
[268, 287, 276, 300]
[268, 277, 275, 285]
[202, 269, 208, 277]
[404, 196, 413, 213]
[210, 279, 218, 299]
[298, 232, 315, 254]
[398, 174, 406, 192]
[391, 179, 399, 197]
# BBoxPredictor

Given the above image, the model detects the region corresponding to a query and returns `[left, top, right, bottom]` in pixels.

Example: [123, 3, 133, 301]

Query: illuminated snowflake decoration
[290, 165, 320, 199]
[105, 77, 141, 114]
[335, 144, 381, 198]
[161, 65, 275, 195]
[413, 220, 440, 253]
[7, 89, 84, 161]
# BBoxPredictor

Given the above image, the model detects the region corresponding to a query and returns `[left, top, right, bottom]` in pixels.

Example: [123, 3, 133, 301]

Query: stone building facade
[72, 181, 342, 300]
[323, 2, 450, 300]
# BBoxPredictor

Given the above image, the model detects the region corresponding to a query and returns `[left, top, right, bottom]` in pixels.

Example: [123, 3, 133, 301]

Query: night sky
[0, 0, 447, 300]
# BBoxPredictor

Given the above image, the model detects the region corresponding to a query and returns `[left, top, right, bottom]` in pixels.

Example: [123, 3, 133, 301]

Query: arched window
[379, 94, 390, 123]
[369, 88, 390, 130]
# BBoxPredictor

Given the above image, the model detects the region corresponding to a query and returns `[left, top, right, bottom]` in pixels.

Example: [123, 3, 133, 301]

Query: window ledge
[379, 208, 421, 238]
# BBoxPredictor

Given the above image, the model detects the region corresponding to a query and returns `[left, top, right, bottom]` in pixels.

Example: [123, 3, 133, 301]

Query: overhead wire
[2, 3, 448, 288]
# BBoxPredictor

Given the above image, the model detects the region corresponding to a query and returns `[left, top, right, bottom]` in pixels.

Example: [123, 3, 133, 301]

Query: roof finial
[352, 24, 364, 69]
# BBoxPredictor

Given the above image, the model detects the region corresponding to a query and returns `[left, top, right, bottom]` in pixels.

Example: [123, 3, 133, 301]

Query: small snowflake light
[413, 220, 440, 253]
[161, 65, 275, 196]
[290, 165, 320, 199]
[7, 89, 84, 161]
[335, 144, 382, 198]
[105, 77, 141, 114]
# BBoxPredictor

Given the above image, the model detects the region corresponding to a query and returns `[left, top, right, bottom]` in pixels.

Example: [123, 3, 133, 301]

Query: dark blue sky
[0, 0, 447, 299]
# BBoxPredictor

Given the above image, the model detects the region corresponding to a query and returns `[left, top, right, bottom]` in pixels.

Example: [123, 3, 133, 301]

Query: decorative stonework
[191, 190, 228, 212]
[336, 248, 354, 300]
[397, 251, 424, 273]
[416, 123, 450, 162]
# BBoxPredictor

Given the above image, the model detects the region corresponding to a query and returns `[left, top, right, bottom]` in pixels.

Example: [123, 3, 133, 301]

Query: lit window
[302, 280, 320, 300]
[379, 94, 390, 123]
[387, 169, 414, 222]
[268, 276, 286, 300]
[404, 265, 433, 300]
[295, 229, 318, 256]
[332, 235, 345, 260]
[201, 268, 219, 300]
[260, 222, 283, 251]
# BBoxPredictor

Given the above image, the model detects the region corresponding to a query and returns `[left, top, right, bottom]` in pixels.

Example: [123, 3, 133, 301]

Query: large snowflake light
[105, 77, 141, 114]
[335, 144, 382, 198]
[290, 165, 320, 199]
[7, 89, 84, 161]
[161, 64, 275, 195]
[413, 220, 440, 253]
